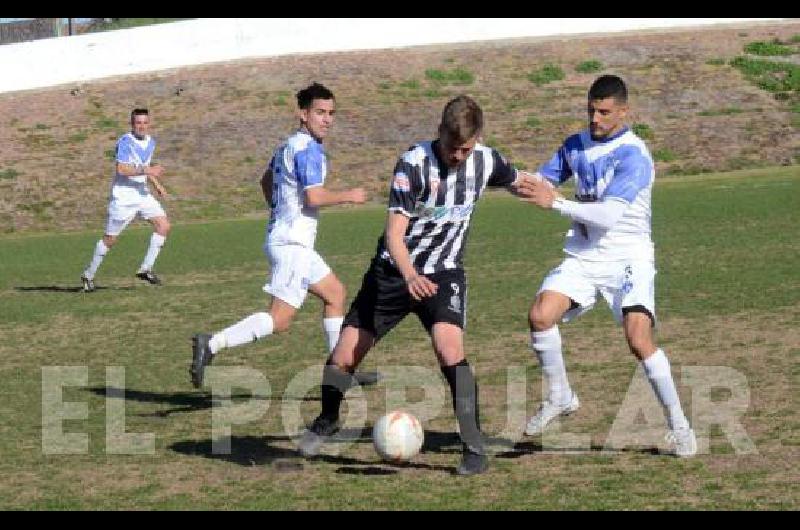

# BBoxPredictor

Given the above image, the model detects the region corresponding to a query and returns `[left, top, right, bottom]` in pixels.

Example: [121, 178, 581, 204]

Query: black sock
[320, 361, 353, 421]
[441, 359, 484, 454]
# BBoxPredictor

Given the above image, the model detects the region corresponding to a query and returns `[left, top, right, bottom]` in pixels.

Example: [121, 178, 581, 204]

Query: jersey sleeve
[116, 136, 137, 165]
[486, 149, 518, 187]
[294, 143, 325, 189]
[602, 146, 653, 203]
[388, 154, 421, 217]
[538, 144, 573, 186]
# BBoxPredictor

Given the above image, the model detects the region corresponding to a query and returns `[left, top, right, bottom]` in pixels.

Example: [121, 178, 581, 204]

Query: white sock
[531, 326, 573, 406]
[139, 233, 166, 273]
[210, 312, 274, 355]
[322, 316, 344, 354]
[84, 240, 109, 279]
[642, 348, 689, 431]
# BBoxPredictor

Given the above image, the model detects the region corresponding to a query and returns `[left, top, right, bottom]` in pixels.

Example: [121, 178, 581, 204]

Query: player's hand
[405, 274, 438, 301]
[146, 165, 164, 178]
[349, 188, 367, 204]
[519, 179, 561, 209]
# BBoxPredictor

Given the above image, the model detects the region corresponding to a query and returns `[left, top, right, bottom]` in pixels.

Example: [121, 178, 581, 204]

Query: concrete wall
[0, 18, 784, 94]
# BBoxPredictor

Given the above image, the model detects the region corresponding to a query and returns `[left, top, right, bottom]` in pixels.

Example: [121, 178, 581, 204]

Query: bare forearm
[386, 229, 417, 281]
[305, 187, 364, 207]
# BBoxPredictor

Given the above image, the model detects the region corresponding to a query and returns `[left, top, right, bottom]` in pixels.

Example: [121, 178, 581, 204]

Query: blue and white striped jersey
[111, 132, 156, 203]
[539, 127, 655, 262]
[266, 129, 326, 248]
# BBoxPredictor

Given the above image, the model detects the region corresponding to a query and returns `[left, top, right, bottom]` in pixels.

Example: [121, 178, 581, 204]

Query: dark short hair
[588, 75, 628, 104]
[296, 82, 335, 109]
[439, 95, 483, 144]
[130, 108, 149, 121]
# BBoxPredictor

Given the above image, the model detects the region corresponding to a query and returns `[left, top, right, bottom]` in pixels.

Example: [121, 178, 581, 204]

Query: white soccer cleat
[524, 392, 580, 436]
[666, 427, 698, 457]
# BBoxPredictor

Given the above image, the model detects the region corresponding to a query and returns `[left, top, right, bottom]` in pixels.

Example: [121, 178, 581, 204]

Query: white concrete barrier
[0, 18, 785, 93]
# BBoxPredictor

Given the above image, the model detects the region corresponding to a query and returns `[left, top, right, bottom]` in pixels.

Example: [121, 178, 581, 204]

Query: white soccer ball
[372, 410, 424, 461]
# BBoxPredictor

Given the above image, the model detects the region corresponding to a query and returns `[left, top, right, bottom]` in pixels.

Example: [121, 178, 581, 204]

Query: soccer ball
[372, 410, 424, 461]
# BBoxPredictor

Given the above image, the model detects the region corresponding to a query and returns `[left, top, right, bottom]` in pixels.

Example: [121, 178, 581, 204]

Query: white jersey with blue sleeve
[266, 129, 326, 249]
[539, 127, 655, 262]
[111, 132, 156, 204]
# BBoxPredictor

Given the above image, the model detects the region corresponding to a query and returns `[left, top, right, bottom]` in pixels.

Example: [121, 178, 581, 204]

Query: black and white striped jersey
[375, 140, 518, 274]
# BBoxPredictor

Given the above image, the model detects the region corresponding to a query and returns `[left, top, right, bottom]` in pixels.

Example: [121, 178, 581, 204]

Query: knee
[627, 337, 655, 361]
[323, 280, 347, 309]
[103, 236, 117, 248]
[529, 304, 556, 332]
[157, 219, 171, 236]
[271, 313, 293, 333]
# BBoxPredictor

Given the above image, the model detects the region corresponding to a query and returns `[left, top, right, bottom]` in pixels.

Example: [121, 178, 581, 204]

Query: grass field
[0, 166, 798, 509]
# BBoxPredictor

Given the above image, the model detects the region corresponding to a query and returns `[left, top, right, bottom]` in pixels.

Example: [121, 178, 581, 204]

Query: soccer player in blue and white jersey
[190, 83, 371, 388]
[80, 108, 170, 292]
[516, 75, 697, 457]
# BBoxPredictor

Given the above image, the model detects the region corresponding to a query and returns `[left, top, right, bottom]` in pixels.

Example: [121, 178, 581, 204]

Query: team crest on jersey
[392, 173, 411, 192]
[429, 177, 440, 197]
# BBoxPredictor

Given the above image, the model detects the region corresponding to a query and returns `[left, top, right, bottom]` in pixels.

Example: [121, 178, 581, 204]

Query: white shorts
[538, 256, 657, 325]
[105, 195, 166, 236]
[263, 244, 332, 309]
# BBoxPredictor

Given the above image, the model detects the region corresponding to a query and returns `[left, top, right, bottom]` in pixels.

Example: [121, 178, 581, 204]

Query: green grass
[95, 117, 120, 130]
[525, 116, 541, 129]
[399, 79, 421, 90]
[575, 60, 603, 73]
[697, 107, 744, 116]
[424, 68, 474, 85]
[527, 64, 565, 86]
[706, 58, 726, 66]
[744, 40, 794, 56]
[653, 149, 677, 162]
[730, 56, 800, 94]
[632, 123, 654, 140]
[0, 165, 798, 508]
[68, 132, 89, 144]
[0, 168, 20, 180]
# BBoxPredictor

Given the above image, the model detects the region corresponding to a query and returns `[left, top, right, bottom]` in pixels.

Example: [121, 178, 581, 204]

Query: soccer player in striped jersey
[80, 108, 170, 292]
[298, 95, 533, 475]
[516, 75, 697, 457]
[190, 83, 378, 388]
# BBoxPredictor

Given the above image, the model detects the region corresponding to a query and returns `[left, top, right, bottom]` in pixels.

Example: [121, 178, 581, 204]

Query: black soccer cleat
[136, 270, 162, 285]
[80, 275, 96, 293]
[190, 333, 213, 388]
[297, 414, 340, 458]
[456, 448, 489, 476]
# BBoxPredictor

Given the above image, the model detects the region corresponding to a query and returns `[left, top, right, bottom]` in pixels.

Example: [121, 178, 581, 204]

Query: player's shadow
[86, 386, 317, 418]
[15, 285, 134, 293]
[170, 428, 457, 475]
[494, 439, 661, 458]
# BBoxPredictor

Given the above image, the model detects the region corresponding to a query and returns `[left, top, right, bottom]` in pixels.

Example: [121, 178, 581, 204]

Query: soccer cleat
[297, 414, 340, 457]
[456, 448, 489, 476]
[352, 371, 382, 387]
[136, 270, 162, 285]
[524, 392, 580, 436]
[190, 333, 213, 388]
[665, 427, 698, 457]
[80, 275, 95, 293]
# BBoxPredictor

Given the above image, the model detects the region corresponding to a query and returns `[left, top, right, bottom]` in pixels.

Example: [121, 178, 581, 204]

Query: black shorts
[343, 258, 467, 342]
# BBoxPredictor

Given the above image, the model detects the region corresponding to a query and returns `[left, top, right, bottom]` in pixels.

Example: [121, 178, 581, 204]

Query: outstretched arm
[304, 186, 367, 207]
